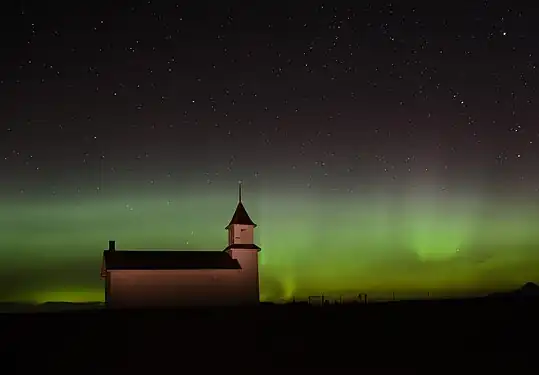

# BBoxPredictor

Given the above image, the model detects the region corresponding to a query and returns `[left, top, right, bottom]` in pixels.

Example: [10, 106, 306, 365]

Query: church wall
[228, 250, 260, 304]
[107, 269, 248, 308]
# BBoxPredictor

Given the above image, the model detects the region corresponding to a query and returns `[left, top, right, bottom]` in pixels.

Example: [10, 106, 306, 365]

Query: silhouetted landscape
[2, 283, 538, 369]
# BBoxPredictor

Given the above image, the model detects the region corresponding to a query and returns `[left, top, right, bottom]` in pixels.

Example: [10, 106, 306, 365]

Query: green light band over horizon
[1, 188, 538, 303]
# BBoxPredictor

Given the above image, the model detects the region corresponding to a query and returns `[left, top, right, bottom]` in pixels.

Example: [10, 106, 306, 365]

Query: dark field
[2, 297, 538, 370]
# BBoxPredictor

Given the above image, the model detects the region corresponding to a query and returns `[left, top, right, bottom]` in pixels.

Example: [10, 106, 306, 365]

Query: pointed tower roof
[226, 182, 257, 229]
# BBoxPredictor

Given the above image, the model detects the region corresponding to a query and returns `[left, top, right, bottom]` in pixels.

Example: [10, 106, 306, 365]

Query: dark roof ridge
[103, 249, 241, 270]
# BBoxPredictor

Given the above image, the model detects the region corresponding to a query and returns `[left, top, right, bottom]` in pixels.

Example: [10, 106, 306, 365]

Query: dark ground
[1, 296, 538, 370]
[0, 298, 539, 374]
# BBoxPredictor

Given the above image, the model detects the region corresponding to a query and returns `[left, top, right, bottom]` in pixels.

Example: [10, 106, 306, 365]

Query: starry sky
[1, 1, 539, 303]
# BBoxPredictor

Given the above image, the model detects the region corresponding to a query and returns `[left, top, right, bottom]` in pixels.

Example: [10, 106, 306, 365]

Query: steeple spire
[226, 182, 256, 229]
[238, 180, 242, 203]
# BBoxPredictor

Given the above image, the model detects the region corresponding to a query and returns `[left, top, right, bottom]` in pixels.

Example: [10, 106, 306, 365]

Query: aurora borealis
[2, 2, 539, 302]
[1, 185, 539, 302]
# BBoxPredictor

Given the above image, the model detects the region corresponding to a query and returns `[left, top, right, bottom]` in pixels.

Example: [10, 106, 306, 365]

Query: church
[100, 184, 261, 308]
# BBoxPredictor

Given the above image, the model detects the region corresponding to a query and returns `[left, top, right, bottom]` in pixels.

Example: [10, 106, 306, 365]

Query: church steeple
[226, 182, 258, 247]
[224, 182, 261, 305]
[225, 181, 257, 229]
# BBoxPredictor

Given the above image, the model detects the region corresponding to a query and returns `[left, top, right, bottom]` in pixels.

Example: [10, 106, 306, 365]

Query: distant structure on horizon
[100, 183, 261, 308]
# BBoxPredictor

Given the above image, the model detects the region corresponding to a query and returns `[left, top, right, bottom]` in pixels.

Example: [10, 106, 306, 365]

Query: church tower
[224, 182, 261, 304]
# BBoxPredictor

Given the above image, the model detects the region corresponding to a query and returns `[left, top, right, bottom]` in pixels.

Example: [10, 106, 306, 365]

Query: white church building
[100, 184, 261, 308]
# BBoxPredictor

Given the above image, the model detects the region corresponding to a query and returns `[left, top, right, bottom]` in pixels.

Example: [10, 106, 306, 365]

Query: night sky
[2, 1, 539, 303]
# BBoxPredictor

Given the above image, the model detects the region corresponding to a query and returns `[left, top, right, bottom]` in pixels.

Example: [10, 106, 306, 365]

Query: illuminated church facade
[100, 184, 261, 308]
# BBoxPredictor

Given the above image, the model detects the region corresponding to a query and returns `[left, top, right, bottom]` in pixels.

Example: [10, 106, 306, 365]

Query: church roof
[103, 250, 241, 270]
[223, 244, 261, 251]
[226, 202, 257, 229]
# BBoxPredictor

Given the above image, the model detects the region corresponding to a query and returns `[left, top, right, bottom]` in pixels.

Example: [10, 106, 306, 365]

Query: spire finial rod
[238, 180, 242, 203]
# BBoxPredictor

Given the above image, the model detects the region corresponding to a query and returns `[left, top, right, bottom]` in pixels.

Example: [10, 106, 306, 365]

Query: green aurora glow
[1, 187, 539, 303]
